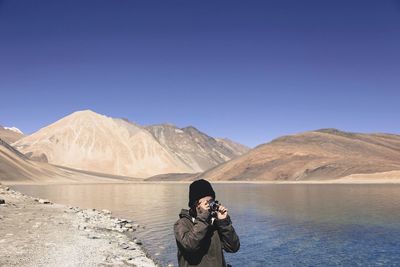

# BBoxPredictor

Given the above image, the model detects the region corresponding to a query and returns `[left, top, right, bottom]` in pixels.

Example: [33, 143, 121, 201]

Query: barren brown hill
[0, 126, 24, 143]
[13, 110, 192, 178]
[198, 128, 400, 181]
[0, 137, 69, 183]
[13, 110, 248, 178]
[0, 138, 139, 184]
[215, 138, 250, 156]
[145, 124, 250, 172]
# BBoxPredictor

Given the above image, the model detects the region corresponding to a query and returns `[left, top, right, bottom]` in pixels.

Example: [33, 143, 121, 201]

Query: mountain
[13, 110, 194, 178]
[0, 137, 57, 182]
[198, 128, 400, 181]
[4, 126, 23, 134]
[13, 110, 248, 178]
[0, 126, 24, 143]
[215, 138, 250, 156]
[145, 124, 250, 172]
[0, 138, 138, 183]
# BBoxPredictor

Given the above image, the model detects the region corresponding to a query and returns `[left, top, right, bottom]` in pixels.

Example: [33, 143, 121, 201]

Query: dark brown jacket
[174, 208, 240, 267]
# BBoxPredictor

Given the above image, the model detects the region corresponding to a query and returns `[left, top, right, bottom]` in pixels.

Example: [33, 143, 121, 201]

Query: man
[174, 179, 240, 267]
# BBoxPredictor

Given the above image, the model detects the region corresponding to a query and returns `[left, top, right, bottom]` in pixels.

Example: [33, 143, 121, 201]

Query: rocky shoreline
[0, 184, 165, 267]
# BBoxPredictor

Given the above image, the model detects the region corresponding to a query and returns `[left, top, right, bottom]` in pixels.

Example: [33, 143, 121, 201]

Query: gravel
[0, 185, 160, 267]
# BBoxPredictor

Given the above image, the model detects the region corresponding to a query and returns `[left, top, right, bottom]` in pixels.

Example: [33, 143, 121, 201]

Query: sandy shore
[0, 184, 162, 267]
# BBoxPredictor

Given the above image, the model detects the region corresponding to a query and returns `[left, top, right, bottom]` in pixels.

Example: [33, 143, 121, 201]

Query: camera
[207, 199, 220, 217]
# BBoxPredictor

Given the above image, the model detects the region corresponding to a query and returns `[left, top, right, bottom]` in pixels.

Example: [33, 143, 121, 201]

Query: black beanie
[188, 179, 216, 207]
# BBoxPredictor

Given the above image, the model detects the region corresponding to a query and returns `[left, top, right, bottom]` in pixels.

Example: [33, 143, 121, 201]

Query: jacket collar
[179, 208, 193, 220]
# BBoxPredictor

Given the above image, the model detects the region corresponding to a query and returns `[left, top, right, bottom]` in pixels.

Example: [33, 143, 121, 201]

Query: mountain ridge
[179, 128, 400, 181]
[0, 126, 25, 144]
[0, 137, 141, 183]
[13, 110, 248, 178]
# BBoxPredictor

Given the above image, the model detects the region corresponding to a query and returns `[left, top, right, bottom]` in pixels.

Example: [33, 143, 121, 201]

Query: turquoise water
[14, 183, 400, 266]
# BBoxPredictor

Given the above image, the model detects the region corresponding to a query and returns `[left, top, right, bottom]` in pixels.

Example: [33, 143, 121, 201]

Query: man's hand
[217, 205, 228, 220]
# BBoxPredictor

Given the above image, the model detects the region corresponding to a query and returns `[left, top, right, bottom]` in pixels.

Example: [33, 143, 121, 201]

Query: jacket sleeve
[215, 215, 240, 253]
[174, 210, 211, 252]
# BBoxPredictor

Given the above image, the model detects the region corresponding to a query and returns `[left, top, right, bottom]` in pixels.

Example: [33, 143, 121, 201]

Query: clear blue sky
[1, 0, 399, 147]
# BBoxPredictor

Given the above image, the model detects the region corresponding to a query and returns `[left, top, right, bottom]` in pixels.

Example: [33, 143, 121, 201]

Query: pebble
[38, 199, 52, 204]
[120, 242, 136, 250]
[120, 243, 129, 249]
[88, 234, 100, 239]
[0, 198, 5, 204]
[102, 209, 111, 215]
[133, 239, 143, 245]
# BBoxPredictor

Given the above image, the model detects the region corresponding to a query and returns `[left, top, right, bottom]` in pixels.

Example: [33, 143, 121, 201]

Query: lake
[13, 183, 400, 266]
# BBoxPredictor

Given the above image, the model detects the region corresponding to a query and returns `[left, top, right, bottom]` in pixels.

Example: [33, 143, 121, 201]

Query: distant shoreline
[4, 178, 400, 186]
[3, 170, 400, 185]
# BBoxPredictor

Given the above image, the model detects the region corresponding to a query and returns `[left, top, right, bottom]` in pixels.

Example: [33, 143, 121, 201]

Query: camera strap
[210, 217, 216, 225]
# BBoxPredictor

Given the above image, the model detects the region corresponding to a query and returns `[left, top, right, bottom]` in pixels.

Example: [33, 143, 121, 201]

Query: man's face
[198, 196, 213, 204]
[196, 195, 213, 211]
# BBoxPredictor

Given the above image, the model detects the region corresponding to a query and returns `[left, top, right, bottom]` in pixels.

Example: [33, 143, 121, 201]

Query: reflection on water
[14, 183, 400, 266]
